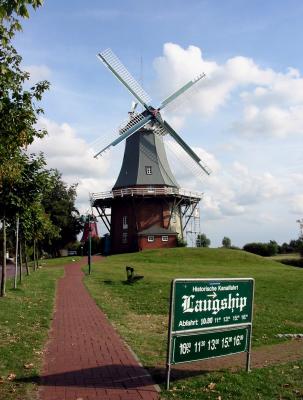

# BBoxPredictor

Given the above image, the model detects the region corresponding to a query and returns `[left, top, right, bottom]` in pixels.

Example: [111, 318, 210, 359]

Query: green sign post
[166, 278, 254, 389]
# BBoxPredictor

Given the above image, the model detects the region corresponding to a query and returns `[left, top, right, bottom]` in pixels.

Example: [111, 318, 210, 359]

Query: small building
[137, 226, 177, 250]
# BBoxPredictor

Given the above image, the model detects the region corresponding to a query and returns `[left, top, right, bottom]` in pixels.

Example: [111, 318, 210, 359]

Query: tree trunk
[1, 217, 7, 297]
[33, 239, 36, 271]
[33, 239, 38, 271]
[24, 240, 30, 276]
[19, 238, 23, 283]
[14, 215, 19, 289]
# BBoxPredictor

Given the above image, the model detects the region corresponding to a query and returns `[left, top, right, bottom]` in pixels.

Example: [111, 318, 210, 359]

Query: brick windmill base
[92, 186, 201, 254]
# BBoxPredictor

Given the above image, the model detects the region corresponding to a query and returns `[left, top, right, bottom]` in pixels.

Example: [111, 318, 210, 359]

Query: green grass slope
[84, 248, 303, 399]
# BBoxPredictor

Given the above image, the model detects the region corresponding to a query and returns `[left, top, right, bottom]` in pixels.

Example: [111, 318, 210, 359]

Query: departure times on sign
[180, 334, 245, 355]
[173, 328, 248, 363]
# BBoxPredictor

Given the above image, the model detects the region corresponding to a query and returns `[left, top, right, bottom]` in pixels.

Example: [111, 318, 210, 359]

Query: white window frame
[122, 215, 128, 230]
[122, 232, 128, 244]
[147, 235, 154, 242]
[162, 235, 169, 242]
[145, 166, 152, 175]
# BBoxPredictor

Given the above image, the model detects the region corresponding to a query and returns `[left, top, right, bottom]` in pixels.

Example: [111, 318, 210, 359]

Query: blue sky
[17, 0, 303, 246]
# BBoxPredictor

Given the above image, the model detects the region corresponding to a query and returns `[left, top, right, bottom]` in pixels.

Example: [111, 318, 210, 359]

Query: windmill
[91, 49, 211, 253]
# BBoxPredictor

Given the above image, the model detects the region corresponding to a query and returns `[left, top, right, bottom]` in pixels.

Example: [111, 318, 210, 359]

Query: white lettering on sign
[181, 293, 247, 315]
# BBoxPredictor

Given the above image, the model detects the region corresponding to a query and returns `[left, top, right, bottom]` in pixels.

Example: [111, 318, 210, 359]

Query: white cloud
[290, 194, 303, 214]
[164, 139, 285, 222]
[153, 43, 303, 138]
[234, 104, 303, 138]
[29, 118, 116, 212]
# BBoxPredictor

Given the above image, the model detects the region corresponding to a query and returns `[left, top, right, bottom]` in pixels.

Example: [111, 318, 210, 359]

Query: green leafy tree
[196, 233, 211, 248]
[0, 0, 49, 187]
[0, 0, 48, 296]
[0, 154, 60, 286]
[222, 236, 231, 248]
[41, 170, 83, 256]
[243, 241, 278, 257]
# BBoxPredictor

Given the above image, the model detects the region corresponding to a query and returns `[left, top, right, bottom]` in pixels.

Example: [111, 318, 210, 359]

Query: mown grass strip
[0, 257, 75, 400]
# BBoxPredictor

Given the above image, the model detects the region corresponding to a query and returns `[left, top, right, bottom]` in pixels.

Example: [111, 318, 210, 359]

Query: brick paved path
[39, 258, 159, 400]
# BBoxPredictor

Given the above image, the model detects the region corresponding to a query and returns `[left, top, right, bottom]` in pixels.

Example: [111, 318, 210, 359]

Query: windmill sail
[94, 114, 152, 158]
[98, 49, 151, 107]
[160, 120, 210, 175]
[164, 138, 211, 182]
[95, 48, 211, 177]
[159, 73, 205, 110]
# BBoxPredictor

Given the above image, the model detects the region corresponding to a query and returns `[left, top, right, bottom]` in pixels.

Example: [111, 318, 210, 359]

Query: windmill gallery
[91, 49, 210, 254]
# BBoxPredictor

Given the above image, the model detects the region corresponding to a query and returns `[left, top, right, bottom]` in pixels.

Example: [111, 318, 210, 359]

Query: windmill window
[162, 235, 169, 242]
[122, 215, 128, 229]
[122, 232, 128, 244]
[172, 212, 177, 223]
[145, 166, 152, 175]
[147, 235, 154, 242]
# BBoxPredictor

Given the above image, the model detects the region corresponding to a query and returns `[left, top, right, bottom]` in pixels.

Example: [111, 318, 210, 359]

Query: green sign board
[166, 278, 254, 390]
[171, 327, 249, 364]
[172, 279, 254, 332]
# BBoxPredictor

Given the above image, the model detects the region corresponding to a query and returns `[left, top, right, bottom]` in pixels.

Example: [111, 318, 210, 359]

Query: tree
[222, 236, 231, 248]
[243, 241, 278, 257]
[40, 170, 83, 256]
[196, 233, 211, 248]
[0, 0, 48, 296]
[0, 0, 49, 187]
[267, 240, 278, 256]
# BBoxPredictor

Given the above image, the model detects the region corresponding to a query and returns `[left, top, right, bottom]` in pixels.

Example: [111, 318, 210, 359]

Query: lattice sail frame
[94, 48, 211, 177]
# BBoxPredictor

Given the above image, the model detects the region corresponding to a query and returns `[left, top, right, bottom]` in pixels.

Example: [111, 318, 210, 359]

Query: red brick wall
[110, 197, 177, 253]
[138, 235, 177, 250]
[136, 199, 170, 231]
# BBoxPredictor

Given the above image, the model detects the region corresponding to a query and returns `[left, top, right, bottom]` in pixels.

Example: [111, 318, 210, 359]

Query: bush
[243, 241, 278, 257]
[222, 237, 231, 248]
[177, 237, 187, 247]
[196, 233, 211, 248]
[280, 259, 303, 268]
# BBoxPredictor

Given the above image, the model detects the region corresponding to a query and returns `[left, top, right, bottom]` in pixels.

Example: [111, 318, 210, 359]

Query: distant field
[269, 253, 301, 261]
[84, 248, 303, 399]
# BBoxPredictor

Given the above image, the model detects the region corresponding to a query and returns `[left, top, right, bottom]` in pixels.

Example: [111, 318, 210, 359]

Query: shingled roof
[137, 225, 177, 236]
[113, 127, 179, 189]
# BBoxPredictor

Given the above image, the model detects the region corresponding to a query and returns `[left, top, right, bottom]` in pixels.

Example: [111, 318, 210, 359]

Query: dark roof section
[138, 225, 177, 236]
[113, 127, 179, 189]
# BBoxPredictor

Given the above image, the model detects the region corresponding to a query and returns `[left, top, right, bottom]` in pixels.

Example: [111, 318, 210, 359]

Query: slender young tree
[1, 218, 6, 297]
[19, 236, 23, 282]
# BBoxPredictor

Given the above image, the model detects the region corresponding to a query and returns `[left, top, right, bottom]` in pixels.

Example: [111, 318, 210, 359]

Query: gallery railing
[90, 186, 203, 202]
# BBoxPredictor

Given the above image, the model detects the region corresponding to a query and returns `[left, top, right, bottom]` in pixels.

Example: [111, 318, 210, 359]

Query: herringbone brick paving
[39, 257, 159, 400]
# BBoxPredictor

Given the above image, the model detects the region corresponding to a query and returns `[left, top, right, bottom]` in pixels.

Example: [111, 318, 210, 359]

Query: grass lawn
[0, 256, 78, 400]
[84, 248, 303, 399]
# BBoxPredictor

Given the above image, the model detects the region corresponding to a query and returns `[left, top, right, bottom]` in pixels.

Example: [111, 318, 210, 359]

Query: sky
[15, 0, 303, 247]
